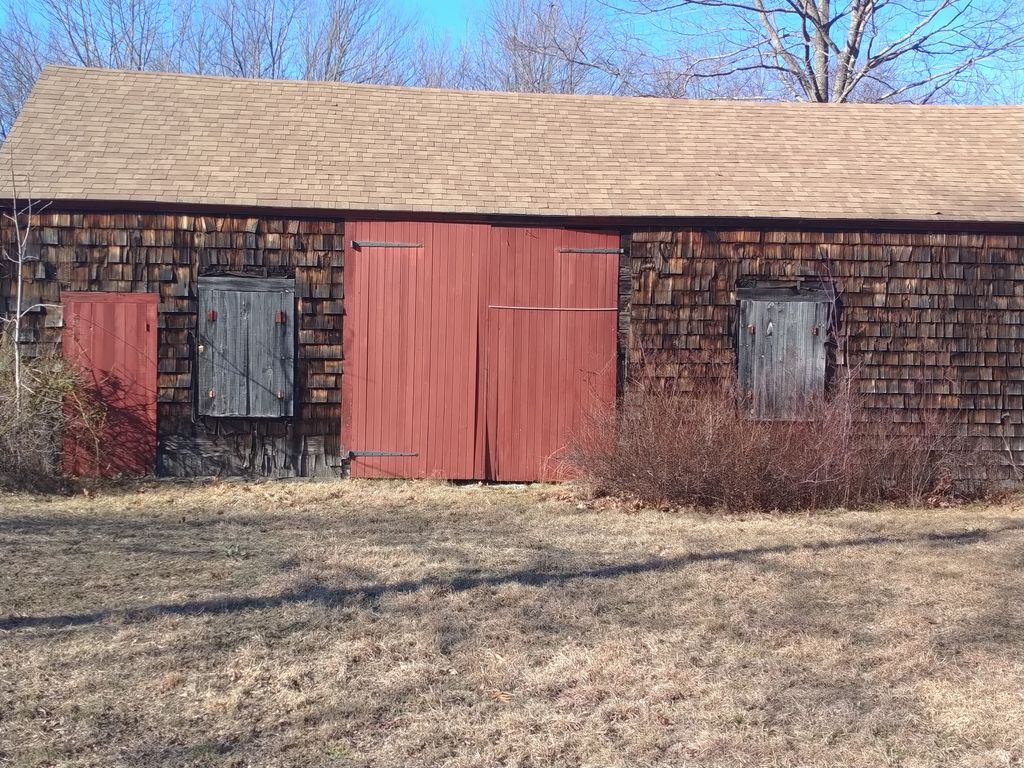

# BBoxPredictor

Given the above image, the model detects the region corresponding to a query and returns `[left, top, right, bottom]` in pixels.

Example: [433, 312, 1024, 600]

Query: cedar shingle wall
[6, 215, 1024, 482]
[2, 212, 344, 477]
[628, 228, 1024, 480]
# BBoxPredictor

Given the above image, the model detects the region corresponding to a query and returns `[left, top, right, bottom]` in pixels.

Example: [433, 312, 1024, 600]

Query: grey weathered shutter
[197, 284, 248, 417]
[737, 296, 829, 419]
[197, 277, 295, 417]
[246, 286, 295, 417]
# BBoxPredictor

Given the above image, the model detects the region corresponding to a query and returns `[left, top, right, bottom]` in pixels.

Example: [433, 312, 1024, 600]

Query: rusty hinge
[275, 310, 286, 324]
[207, 309, 217, 322]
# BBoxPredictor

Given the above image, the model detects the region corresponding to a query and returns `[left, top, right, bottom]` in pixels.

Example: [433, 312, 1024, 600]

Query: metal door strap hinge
[557, 248, 624, 254]
[351, 241, 423, 249]
[348, 450, 419, 458]
[488, 305, 618, 312]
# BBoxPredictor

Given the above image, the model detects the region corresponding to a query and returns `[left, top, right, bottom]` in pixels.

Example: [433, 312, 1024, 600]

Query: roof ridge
[37, 64, 1024, 111]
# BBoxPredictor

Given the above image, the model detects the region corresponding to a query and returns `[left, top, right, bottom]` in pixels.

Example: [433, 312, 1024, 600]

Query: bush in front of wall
[0, 335, 105, 490]
[563, 374, 981, 512]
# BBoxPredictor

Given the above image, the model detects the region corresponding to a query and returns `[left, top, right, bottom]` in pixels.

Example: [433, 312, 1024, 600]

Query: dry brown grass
[1, 480, 1023, 767]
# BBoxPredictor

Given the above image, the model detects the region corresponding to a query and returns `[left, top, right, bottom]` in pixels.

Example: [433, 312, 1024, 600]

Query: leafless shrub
[0, 335, 105, 489]
[565, 373, 980, 512]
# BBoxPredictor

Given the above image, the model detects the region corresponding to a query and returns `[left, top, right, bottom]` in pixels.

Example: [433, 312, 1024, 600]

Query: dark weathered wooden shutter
[197, 284, 248, 417]
[197, 277, 295, 417]
[737, 294, 830, 419]
[246, 286, 295, 417]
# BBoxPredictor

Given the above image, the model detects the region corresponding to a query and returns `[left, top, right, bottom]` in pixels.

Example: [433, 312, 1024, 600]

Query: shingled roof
[1, 65, 1022, 223]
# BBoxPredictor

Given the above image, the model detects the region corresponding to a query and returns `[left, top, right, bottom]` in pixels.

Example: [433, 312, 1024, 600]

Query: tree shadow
[4, 522, 1021, 632]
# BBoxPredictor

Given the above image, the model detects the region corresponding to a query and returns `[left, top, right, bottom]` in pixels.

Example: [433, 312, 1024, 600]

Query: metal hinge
[488, 305, 618, 312]
[347, 450, 419, 458]
[557, 248, 624, 254]
[351, 241, 423, 249]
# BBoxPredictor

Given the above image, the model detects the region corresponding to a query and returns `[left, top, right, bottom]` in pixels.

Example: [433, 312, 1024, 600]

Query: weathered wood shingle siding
[628, 228, 1024, 479]
[1, 212, 344, 477]
[6, 212, 1024, 482]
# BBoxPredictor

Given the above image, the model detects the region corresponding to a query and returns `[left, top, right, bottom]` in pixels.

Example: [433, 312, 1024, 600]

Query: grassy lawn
[1, 481, 1023, 767]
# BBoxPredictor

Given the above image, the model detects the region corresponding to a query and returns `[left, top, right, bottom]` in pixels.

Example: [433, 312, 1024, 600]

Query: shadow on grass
[4, 522, 1021, 632]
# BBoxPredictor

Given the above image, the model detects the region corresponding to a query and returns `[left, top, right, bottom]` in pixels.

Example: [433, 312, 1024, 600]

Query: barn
[2, 65, 1023, 482]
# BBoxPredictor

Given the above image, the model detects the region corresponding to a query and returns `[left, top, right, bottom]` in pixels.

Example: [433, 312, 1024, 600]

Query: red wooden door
[342, 222, 618, 481]
[342, 221, 489, 478]
[485, 228, 619, 481]
[62, 292, 158, 477]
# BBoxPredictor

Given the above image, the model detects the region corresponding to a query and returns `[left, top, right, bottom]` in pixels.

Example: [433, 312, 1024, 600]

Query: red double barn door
[342, 221, 618, 481]
[62, 292, 158, 477]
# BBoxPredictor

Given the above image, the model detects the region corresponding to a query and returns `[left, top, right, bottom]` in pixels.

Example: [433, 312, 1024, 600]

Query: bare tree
[300, 0, 411, 84]
[168, 0, 219, 74]
[37, 0, 172, 70]
[1, 148, 48, 412]
[409, 33, 476, 89]
[0, 0, 181, 133]
[206, 0, 300, 78]
[0, 10, 48, 135]
[621, 0, 1024, 102]
[628, 38, 775, 97]
[477, 0, 631, 94]
[0, 147, 108, 485]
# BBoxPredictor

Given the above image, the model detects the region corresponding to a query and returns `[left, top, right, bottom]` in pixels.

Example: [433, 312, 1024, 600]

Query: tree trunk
[814, 0, 830, 100]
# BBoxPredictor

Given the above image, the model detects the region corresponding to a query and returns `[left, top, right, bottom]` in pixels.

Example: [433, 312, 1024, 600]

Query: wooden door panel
[342, 221, 488, 479]
[62, 292, 158, 477]
[738, 298, 829, 419]
[485, 228, 619, 481]
[342, 223, 619, 482]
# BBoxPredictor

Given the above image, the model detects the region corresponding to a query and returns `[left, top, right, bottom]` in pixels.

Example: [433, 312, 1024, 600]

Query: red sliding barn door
[342, 221, 489, 478]
[485, 228, 619, 481]
[342, 222, 619, 481]
[61, 292, 158, 477]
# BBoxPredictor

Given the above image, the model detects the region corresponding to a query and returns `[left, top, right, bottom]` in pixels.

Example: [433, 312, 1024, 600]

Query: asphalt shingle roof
[1, 65, 1022, 223]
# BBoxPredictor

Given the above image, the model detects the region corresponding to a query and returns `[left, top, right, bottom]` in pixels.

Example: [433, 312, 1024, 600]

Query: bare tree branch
[408, 33, 476, 89]
[301, 0, 411, 84]
[618, 0, 1024, 102]
[475, 0, 630, 94]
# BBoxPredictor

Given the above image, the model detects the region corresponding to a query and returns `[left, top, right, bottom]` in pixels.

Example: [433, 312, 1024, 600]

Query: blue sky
[392, 0, 1022, 102]
[397, 0, 484, 39]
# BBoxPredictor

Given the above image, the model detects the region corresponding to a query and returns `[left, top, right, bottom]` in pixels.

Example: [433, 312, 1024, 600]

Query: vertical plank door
[737, 298, 830, 419]
[485, 228, 619, 481]
[342, 221, 489, 478]
[61, 292, 158, 477]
